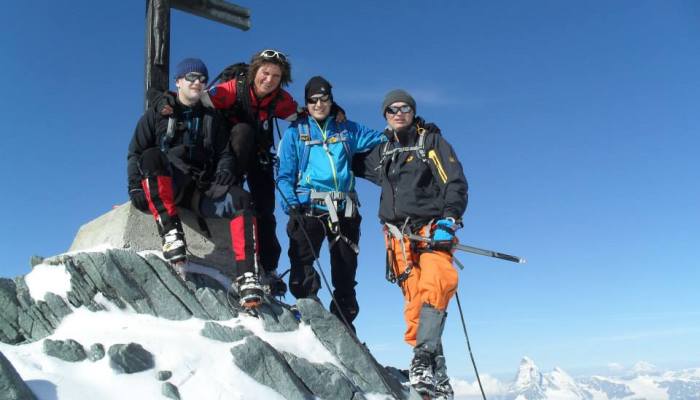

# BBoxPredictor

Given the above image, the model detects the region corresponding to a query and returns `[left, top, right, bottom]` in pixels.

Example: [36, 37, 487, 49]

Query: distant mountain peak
[510, 357, 546, 399]
[632, 360, 659, 375]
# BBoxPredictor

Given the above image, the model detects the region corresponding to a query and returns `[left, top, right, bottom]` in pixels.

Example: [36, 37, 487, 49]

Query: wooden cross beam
[144, 0, 250, 109]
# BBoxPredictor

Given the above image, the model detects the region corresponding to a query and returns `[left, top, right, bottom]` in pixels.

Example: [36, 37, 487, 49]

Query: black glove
[214, 170, 234, 186]
[129, 188, 149, 212]
[156, 91, 177, 116]
[287, 204, 302, 216]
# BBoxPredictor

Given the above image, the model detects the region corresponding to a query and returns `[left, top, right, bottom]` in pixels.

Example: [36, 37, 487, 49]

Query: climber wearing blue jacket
[276, 76, 386, 331]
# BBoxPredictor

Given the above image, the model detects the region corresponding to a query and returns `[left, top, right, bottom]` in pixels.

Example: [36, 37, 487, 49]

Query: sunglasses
[259, 49, 287, 62]
[385, 105, 413, 115]
[182, 72, 207, 84]
[307, 94, 331, 104]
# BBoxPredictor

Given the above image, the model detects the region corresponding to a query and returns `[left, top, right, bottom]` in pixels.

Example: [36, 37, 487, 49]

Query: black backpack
[209, 62, 249, 87]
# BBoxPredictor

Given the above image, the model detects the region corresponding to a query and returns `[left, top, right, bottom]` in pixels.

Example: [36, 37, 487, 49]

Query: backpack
[208, 62, 249, 87]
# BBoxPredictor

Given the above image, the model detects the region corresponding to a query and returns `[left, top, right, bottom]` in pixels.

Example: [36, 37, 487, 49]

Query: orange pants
[385, 224, 459, 346]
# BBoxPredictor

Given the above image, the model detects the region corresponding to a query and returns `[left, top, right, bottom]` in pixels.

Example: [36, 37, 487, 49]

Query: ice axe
[404, 233, 526, 267]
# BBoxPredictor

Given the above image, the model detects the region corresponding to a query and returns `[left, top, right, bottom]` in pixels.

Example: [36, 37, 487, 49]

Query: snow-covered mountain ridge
[452, 357, 700, 400]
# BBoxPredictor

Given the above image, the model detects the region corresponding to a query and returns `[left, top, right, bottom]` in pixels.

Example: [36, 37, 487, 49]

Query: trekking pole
[455, 293, 488, 400]
[274, 184, 404, 398]
[405, 234, 526, 264]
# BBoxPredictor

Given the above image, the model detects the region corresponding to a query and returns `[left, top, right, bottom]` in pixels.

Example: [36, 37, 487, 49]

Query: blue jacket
[276, 115, 386, 213]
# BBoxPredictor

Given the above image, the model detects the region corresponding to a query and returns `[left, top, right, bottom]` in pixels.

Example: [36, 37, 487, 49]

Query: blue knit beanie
[174, 58, 208, 79]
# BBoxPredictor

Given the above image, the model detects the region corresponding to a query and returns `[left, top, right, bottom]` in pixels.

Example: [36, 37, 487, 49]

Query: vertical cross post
[144, 0, 251, 110]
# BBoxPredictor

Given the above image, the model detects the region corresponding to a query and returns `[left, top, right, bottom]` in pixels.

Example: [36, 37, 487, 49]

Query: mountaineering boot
[162, 227, 187, 264]
[229, 210, 265, 308]
[434, 353, 454, 400]
[261, 270, 288, 297]
[434, 378, 454, 400]
[411, 303, 448, 398]
[162, 227, 187, 279]
[236, 272, 264, 309]
[409, 350, 435, 398]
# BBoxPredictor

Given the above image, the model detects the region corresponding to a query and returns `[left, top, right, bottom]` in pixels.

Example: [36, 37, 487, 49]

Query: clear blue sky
[2, 0, 699, 379]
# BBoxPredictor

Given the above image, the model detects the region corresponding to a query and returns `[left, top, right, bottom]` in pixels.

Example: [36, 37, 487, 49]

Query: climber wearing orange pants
[353, 89, 468, 399]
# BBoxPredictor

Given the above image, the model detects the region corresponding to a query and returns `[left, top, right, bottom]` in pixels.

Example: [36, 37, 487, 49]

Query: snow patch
[0, 298, 346, 400]
[63, 243, 117, 256]
[24, 263, 72, 302]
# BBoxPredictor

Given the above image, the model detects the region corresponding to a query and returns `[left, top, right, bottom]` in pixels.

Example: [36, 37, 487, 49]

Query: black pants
[230, 123, 281, 274]
[287, 212, 362, 327]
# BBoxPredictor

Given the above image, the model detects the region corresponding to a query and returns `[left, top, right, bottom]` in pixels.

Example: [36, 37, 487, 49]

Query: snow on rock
[509, 356, 547, 400]
[24, 263, 72, 302]
[543, 367, 588, 400]
[0, 249, 410, 400]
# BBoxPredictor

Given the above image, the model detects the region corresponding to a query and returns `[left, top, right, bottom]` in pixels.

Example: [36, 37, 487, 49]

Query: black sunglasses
[307, 94, 331, 104]
[385, 105, 413, 115]
[259, 49, 288, 62]
[182, 72, 207, 84]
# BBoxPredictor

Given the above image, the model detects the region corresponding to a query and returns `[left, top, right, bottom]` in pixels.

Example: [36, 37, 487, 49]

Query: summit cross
[144, 0, 251, 109]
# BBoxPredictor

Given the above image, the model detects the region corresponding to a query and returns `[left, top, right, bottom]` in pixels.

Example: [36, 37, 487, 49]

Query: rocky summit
[0, 247, 419, 399]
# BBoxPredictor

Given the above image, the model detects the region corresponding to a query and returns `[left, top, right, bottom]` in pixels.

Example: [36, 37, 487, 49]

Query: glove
[332, 102, 346, 123]
[287, 204, 302, 216]
[214, 170, 234, 186]
[296, 106, 309, 119]
[129, 188, 149, 212]
[431, 218, 457, 251]
[156, 91, 177, 116]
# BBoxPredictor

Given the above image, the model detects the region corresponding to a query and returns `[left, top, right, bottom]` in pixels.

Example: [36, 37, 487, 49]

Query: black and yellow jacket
[353, 118, 468, 227]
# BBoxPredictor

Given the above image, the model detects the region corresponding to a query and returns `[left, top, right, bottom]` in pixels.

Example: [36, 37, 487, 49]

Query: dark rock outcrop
[195, 287, 237, 320]
[230, 336, 314, 400]
[0, 351, 37, 400]
[1, 246, 411, 399]
[282, 351, 366, 400]
[296, 298, 406, 398]
[157, 370, 173, 381]
[43, 339, 87, 362]
[0, 249, 243, 345]
[259, 301, 299, 332]
[201, 321, 253, 343]
[161, 381, 181, 400]
[88, 343, 105, 362]
[108, 343, 155, 374]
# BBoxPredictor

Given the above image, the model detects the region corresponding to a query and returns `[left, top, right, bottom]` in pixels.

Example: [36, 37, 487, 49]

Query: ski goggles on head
[182, 72, 208, 84]
[384, 105, 413, 115]
[306, 94, 331, 104]
[259, 49, 287, 62]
